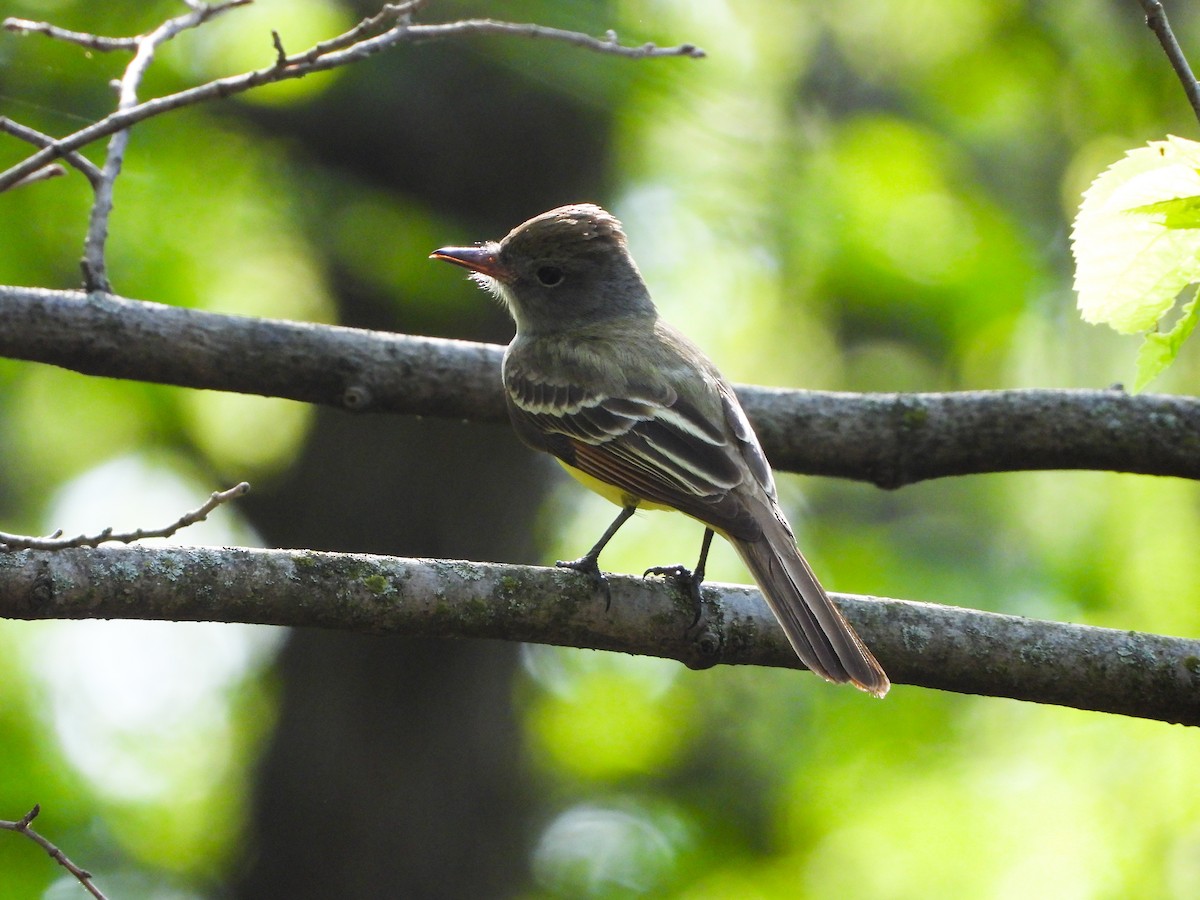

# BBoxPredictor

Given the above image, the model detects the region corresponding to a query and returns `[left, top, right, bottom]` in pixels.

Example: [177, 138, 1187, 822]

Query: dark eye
[536, 266, 564, 287]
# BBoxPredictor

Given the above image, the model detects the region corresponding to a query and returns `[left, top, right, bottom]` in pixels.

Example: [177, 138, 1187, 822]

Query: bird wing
[504, 370, 764, 541]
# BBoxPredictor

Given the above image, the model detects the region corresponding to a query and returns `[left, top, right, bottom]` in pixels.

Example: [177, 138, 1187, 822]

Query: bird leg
[557, 506, 636, 608]
[644, 527, 714, 627]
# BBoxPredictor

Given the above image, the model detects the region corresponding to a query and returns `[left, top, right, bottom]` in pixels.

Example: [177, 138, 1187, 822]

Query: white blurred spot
[25, 455, 282, 802]
[520, 643, 679, 701]
[532, 802, 687, 896]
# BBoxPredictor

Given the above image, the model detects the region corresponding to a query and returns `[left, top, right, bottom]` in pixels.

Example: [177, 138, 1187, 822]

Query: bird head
[430, 204, 655, 334]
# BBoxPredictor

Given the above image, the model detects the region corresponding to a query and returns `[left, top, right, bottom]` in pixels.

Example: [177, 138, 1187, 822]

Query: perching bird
[431, 204, 888, 697]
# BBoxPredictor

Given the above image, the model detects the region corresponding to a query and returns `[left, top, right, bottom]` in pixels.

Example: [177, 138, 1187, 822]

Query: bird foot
[643, 564, 705, 628]
[557, 555, 612, 610]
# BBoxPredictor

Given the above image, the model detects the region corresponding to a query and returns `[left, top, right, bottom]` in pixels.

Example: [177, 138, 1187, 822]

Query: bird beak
[429, 244, 512, 281]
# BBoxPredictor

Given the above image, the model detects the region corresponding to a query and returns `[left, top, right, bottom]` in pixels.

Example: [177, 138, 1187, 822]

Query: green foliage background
[2, 0, 1199, 897]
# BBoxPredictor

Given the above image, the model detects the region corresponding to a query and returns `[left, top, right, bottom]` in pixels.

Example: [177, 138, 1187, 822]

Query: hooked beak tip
[429, 244, 509, 280]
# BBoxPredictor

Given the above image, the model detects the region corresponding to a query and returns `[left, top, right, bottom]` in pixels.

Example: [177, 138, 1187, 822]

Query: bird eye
[536, 266, 564, 287]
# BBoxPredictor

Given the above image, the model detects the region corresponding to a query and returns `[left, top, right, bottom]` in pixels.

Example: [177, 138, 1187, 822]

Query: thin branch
[270, 29, 288, 66]
[0, 805, 108, 900]
[0, 118, 101, 187]
[2, 17, 139, 52]
[1138, 0, 1200, 125]
[0, 546, 1196, 725]
[81, 0, 252, 293]
[282, 1, 425, 64]
[1, 286, 1198, 487]
[401, 19, 705, 59]
[6, 164, 65, 190]
[0, 482, 250, 551]
[0, 9, 704, 194]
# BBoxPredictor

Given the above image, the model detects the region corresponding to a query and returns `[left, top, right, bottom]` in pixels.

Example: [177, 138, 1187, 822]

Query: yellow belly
[557, 460, 674, 512]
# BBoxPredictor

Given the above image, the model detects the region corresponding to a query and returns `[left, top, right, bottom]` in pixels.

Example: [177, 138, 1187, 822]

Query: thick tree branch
[1, 286, 1197, 487]
[0, 546, 1195, 725]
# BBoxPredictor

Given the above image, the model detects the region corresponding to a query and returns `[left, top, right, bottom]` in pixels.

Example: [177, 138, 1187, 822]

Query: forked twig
[78, 0, 253, 291]
[0, 4, 703, 198]
[0, 118, 101, 187]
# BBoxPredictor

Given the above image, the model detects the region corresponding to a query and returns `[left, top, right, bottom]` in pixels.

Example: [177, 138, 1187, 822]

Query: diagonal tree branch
[0, 805, 108, 900]
[3, 1, 700, 292]
[0, 119, 101, 187]
[0, 6, 703, 194]
[1137, 0, 1200, 125]
[1, 285, 1198, 487]
[0, 546, 1195, 725]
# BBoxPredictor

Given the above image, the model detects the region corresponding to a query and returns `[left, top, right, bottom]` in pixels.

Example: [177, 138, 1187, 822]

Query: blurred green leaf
[526, 652, 692, 781]
[1134, 290, 1200, 391]
[1127, 194, 1200, 228]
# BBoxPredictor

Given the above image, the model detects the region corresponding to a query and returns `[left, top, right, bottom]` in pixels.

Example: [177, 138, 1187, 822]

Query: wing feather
[504, 369, 762, 540]
[718, 383, 776, 497]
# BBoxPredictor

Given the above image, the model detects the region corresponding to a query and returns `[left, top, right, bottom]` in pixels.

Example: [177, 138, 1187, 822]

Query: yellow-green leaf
[1072, 135, 1200, 334]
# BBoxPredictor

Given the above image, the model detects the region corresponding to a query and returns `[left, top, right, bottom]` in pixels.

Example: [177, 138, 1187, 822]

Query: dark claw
[557, 555, 612, 610]
[643, 564, 704, 628]
[643, 563, 690, 580]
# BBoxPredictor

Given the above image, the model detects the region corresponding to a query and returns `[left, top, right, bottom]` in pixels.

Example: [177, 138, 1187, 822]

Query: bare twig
[0, 7, 704, 195]
[1, 546, 1197, 725]
[0, 805, 108, 900]
[400, 19, 705, 60]
[0, 118, 101, 187]
[7, 164, 66, 190]
[283, 1, 423, 64]
[0, 482, 250, 551]
[2, 16, 139, 52]
[1137, 0, 1200, 125]
[270, 29, 288, 66]
[81, 0, 253, 293]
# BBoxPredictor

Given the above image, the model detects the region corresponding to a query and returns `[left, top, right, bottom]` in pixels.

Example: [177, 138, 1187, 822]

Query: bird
[430, 204, 888, 697]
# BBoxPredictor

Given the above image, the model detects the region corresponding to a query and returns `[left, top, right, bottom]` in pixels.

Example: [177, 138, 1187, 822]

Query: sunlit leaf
[1072, 135, 1200, 334]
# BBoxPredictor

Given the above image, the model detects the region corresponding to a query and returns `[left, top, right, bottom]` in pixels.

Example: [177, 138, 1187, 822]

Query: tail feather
[731, 512, 889, 698]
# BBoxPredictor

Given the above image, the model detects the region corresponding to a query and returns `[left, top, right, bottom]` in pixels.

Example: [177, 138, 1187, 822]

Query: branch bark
[1, 285, 1198, 487]
[1, 546, 1195, 725]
